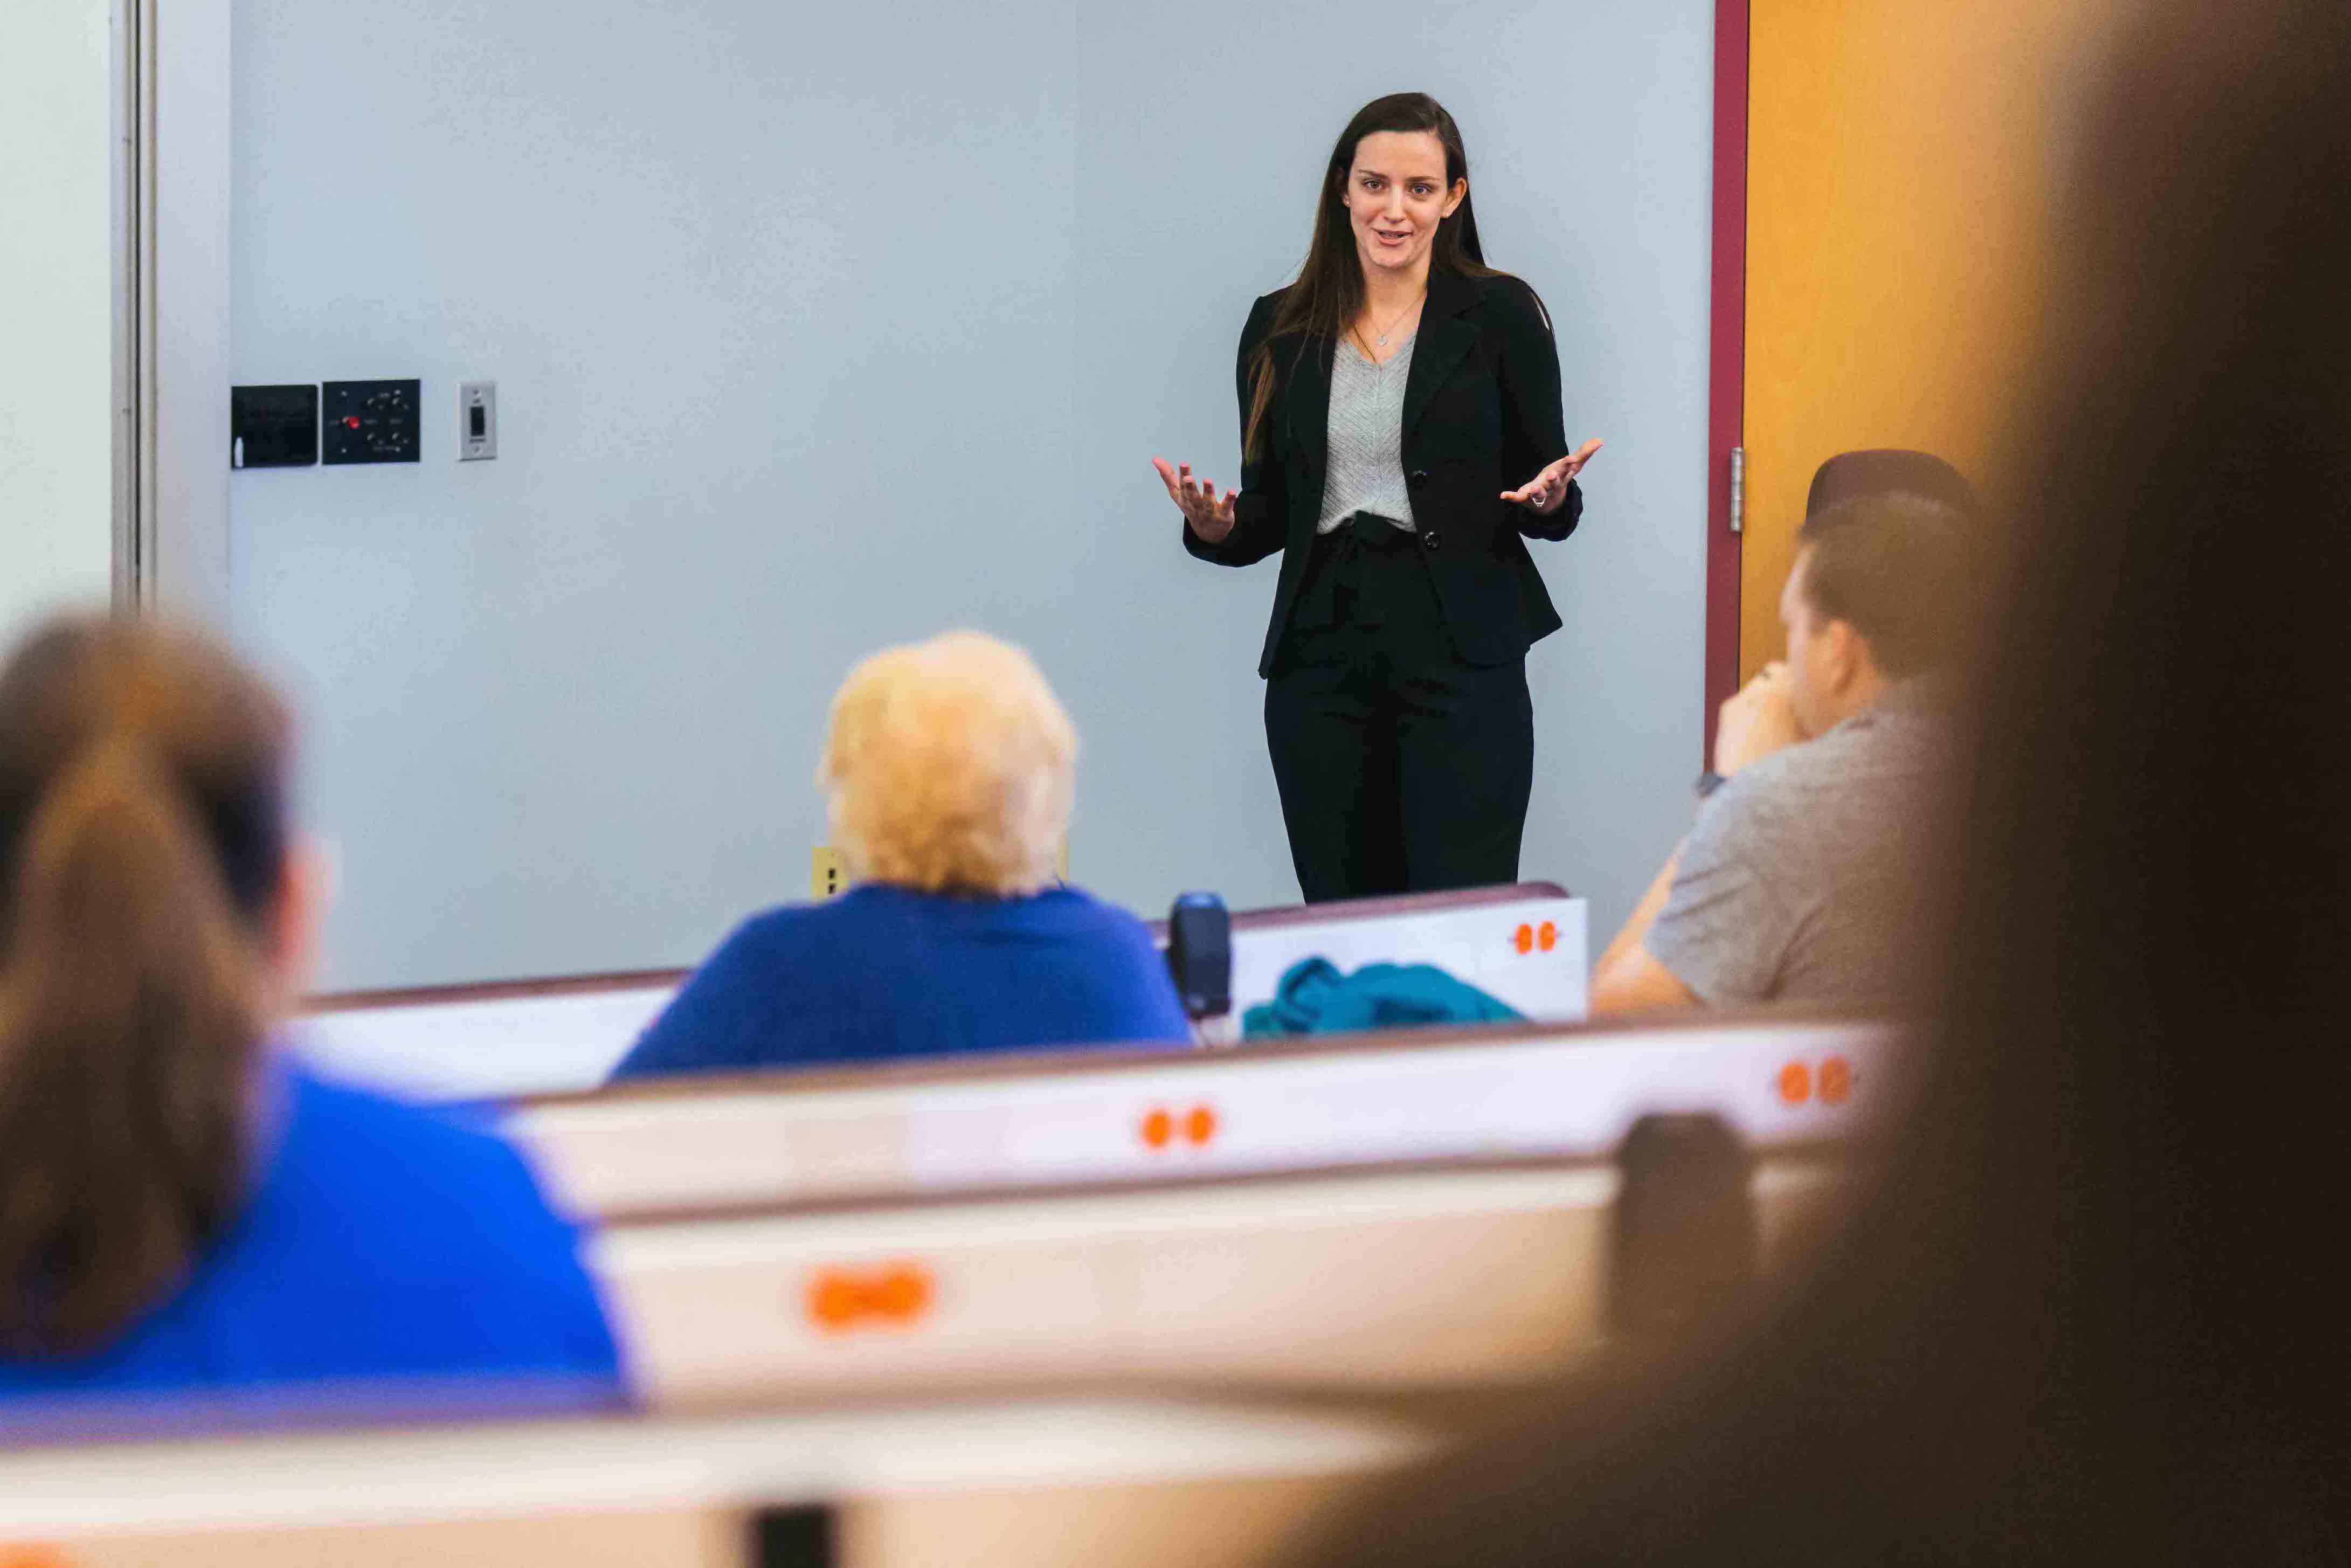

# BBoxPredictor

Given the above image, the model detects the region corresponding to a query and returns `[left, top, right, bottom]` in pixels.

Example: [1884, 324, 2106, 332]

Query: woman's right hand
[1153, 457, 1240, 543]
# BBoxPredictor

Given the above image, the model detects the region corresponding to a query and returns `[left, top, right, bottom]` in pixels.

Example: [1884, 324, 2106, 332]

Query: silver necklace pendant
[1376, 333, 1389, 347]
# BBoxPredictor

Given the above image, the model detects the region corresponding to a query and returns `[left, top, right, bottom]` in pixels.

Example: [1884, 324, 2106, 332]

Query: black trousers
[1264, 516, 1534, 902]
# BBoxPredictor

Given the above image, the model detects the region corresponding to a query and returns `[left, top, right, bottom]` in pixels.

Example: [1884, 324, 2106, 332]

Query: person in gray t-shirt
[1641, 682, 1949, 1010]
[1591, 468, 1976, 1013]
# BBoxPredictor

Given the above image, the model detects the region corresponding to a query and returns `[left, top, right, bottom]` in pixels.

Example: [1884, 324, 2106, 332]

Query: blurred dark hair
[1794, 494, 1975, 678]
[1288, 6, 2350, 1561]
[1243, 93, 1502, 463]
[0, 617, 292, 1355]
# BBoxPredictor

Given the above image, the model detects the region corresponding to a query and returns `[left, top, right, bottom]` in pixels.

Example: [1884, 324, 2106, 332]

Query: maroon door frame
[1703, 0, 1750, 762]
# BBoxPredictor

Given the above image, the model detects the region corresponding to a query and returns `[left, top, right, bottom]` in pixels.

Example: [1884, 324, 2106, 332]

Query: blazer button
[1406, 468, 1430, 489]
[1421, 529, 1442, 551]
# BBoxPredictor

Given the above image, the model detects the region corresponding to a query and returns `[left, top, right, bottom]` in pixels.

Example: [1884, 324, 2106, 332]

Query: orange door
[1737, 0, 2118, 676]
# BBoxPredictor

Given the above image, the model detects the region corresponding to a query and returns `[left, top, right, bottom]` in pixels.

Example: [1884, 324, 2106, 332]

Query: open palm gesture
[1153, 457, 1240, 543]
[1502, 438, 1605, 514]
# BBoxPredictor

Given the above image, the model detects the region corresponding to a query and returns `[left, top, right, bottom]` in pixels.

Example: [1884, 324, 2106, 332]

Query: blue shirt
[612, 883, 1192, 1080]
[0, 1066, 625, 1407]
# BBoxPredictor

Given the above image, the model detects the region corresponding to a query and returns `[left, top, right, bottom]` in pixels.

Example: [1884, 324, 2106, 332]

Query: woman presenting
[1155, 92, 1601, 901]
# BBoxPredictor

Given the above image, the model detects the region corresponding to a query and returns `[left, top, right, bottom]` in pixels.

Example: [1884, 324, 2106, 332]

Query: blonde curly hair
[818, 631, 1076, 897]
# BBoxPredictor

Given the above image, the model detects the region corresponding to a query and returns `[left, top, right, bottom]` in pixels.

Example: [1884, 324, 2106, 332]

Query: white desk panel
[290, 983, 677, 1102]
[1218, 893, 1588, 1028]
[595, 1161, 1852, 1407]
[519, 1017, 1894, 1222]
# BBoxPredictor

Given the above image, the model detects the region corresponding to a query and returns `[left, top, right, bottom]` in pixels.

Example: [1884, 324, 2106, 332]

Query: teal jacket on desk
[612, 883, 1192, 1080]
[1242, 957, 1523, 1038]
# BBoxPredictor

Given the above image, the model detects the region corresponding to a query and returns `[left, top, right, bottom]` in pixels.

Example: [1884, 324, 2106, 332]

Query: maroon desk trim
[1143, 880, 1569, 941]
[306, 967, 692, 1014]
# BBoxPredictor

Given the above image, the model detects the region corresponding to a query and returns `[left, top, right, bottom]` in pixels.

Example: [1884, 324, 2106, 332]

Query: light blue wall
[1070, 1, 1717, 962]
[1, 0, 115, 643]
[230, 0, 1713, 990]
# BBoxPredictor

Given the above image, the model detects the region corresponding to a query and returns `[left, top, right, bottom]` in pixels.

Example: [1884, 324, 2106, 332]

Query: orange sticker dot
[810, 1273, 863, 1330]
[1777, 1061, 1812, 1106]
[1513, 923, 1534, 954]
[1141, 1108, 1174, 1149]
[1820, 1056, 1854, 1105]
[1537, 920, 1558, 952]
[874, 1267, 932, 1321]
[1185, 1104, 1218, 1146]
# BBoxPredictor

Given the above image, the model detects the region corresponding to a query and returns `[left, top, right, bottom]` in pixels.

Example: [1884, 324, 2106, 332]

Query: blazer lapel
[1283, 329, 1337, 501]
[1401, 268, 1480, 447]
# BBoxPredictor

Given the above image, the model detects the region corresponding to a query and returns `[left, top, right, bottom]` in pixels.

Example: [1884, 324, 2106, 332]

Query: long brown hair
[1242, 93, 1498, 464]
[0, 618, 292, 1356]
[1284, 4, 2351, 1559]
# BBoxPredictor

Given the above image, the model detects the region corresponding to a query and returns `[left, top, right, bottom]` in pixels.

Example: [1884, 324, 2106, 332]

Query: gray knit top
[1315, 333, 1418, 534]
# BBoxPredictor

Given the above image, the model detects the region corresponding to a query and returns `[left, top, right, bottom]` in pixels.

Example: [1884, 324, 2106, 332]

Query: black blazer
[1184, 265, 1581, 676]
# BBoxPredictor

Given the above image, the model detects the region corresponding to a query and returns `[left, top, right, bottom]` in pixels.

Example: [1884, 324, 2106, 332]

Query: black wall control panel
[322, 378, 421, 464]
[230, 384, 319, 468]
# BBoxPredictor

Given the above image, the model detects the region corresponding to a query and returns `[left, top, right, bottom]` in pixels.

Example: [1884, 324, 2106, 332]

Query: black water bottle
[1166, 892, 1232, 1020]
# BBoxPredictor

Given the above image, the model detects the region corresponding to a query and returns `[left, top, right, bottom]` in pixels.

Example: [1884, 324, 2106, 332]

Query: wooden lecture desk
[524, 1013, 1892, 1407]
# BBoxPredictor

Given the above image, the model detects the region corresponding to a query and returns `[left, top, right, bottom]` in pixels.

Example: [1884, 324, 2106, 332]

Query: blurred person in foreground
[1591, 457, 1977, 1015]
[612, 630, 1188, 1080]
[0, 619, 623, 1405]
[1291, 4, 2349, 1560]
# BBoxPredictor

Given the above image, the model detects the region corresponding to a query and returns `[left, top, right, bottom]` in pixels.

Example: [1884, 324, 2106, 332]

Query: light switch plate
[458, 379, 497, 461]
[812, 846, 848, 900]
[810, 841, 1063, 899]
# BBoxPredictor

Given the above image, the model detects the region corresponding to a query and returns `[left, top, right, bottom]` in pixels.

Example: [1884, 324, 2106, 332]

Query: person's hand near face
[1714, 661, 1806, 776]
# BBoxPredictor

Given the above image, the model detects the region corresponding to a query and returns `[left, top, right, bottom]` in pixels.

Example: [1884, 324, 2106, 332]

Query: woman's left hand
[1502, 438, 1605, 514]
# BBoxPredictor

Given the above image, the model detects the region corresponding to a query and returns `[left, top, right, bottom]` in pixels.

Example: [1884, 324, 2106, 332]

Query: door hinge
[1728, 447, 1745, 535]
